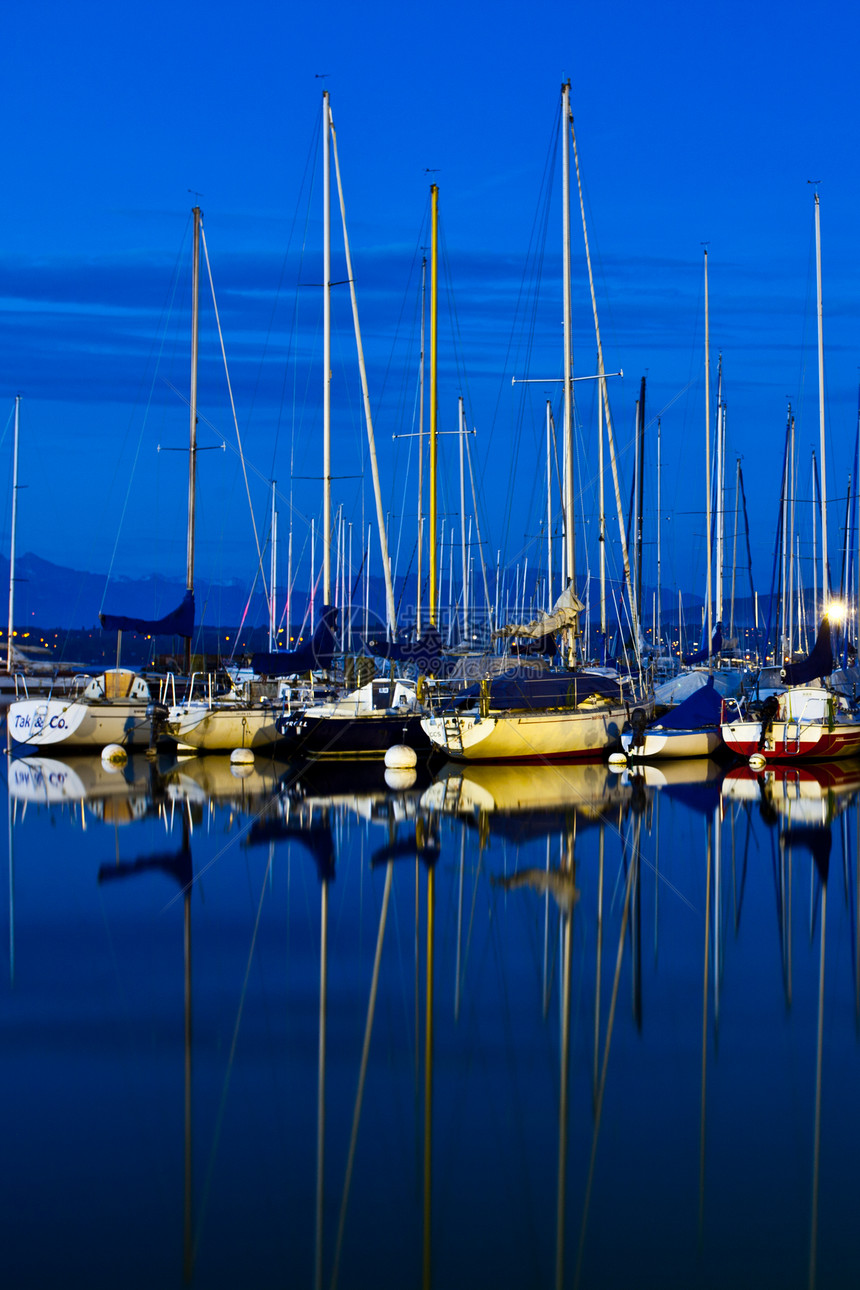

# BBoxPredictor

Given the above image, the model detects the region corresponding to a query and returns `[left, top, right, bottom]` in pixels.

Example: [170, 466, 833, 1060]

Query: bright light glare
[826, 600, 846, 623]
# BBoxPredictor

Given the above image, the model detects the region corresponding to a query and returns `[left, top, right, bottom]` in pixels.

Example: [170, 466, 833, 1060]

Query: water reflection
[3, 748, 860, 1288]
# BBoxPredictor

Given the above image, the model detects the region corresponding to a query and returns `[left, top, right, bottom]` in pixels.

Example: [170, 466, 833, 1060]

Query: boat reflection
[623, 756, 726, 815]
[163, 754, 291, 814]
[8, 753, 159, 822]
[721, 759, 860, 826]
[421, 760, 633, 839]
[97, 817, 195, 1283]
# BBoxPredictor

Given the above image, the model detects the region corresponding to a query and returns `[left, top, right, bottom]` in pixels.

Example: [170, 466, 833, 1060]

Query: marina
[5, 5, 860, 1286]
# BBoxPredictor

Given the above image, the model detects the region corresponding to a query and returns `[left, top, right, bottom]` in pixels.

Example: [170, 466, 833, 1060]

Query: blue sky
[2, 0, 860, 626]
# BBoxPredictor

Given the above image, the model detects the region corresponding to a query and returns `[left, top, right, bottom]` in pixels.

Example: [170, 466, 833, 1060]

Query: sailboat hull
[420, 701, 628, 762]
[165, 705, 282, 751]
[8, 697, 153, 750]
[278, 711, 432, 759]
[720, 718, 860, 762]
[621, 727, 722, 759]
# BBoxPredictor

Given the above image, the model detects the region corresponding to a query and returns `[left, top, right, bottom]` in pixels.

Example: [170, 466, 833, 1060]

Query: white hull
[621, 727, 722, 760]
[166, 704, 281, 751]
[8, 696, 153, 749]
[421, 701, 628, 762]
[8, 670, 157, 750]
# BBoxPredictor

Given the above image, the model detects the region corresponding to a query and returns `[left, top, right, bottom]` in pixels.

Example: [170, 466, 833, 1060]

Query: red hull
[721, 722, 860, 762]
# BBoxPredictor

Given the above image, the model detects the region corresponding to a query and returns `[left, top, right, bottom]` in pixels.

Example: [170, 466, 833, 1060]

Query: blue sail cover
[99, 589, 195, 637]
[657, 676, 723, 730]
[683, 622, 722, 665]
[252, 605, 339, 676]
[781, 618, 833, 686]
[453, 668, 623, 712]
[359, 626, 445, 671]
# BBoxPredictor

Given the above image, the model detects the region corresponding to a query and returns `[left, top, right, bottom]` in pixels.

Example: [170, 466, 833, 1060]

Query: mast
[636, 377, 645, 624]
[547, 401, 554, 612]
[729, 457, 740, 643]
[656, 416, 662, 653]
[598, 383, 606, 636]
[704, 248, 713, 674]
[328, 103, 397, 633]
[6, 396, 19, 674]
[429, 185, 439, 625]
[715, 356, 724, 624]
[417, 256, 426, 636]
[561, 81, 575, 597]
[269, 480, 277, 652]
[570, 107, 638, 643]
[459, 397, 468, 641]
[812, 450, 818, 626]
[780, 408, 790, 658]
[789, 412, 796, 655]
[185, 206, 201, 675]
[323, 91, 332, 608]
[815, 190, 828, 604]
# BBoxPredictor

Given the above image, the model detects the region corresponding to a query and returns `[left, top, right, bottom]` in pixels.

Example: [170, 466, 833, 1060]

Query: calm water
[2, 748, 860, 1289]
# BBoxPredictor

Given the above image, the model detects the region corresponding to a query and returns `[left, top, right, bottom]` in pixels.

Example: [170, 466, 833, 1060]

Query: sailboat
[720, 197, 860, 764]
[721, 617, 860, 762]
[621, 674, 725, 760]
[171, 92, 430, 758]
[0, 398, 79, 701]
[421, 84, 648, 763]
[8, 207, 205, 752]
[276, 113, 444, 761]
[164, 606, 339, 752]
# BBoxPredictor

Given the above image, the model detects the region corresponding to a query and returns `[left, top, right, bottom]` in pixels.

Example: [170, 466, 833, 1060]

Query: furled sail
[493, 585, 584, 642]
[99, 589, 195, 638]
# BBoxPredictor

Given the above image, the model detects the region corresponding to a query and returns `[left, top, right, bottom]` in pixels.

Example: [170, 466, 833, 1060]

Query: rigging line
[192, 850, 273, 1266]
[386, 255, 425, 529]
[279, 135, 320, 487]
[463, 428, 493, 624]
[161, 380, 312, 528]
[231, 564, 264, 661]
[497, 106, 560, 558]
[330, 863, 393, 1290]
[259, 111, 319, 479]
[573, 851, 636, 1290]
[499, 120, 559, 563]
[438, 225, 475, 421]
[396, 538, 418, 620]
[329, 106, 397, 633]
[200, 227, 268, 604]
[488, 101, 560, 443]
[392, 395, 416, 601]
[99, 218, 190, 612]
[376, 191, 431, 412]
[0, 404, 15, 453]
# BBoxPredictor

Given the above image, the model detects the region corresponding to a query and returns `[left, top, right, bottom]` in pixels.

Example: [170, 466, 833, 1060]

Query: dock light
[826, 600, 846, 623]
